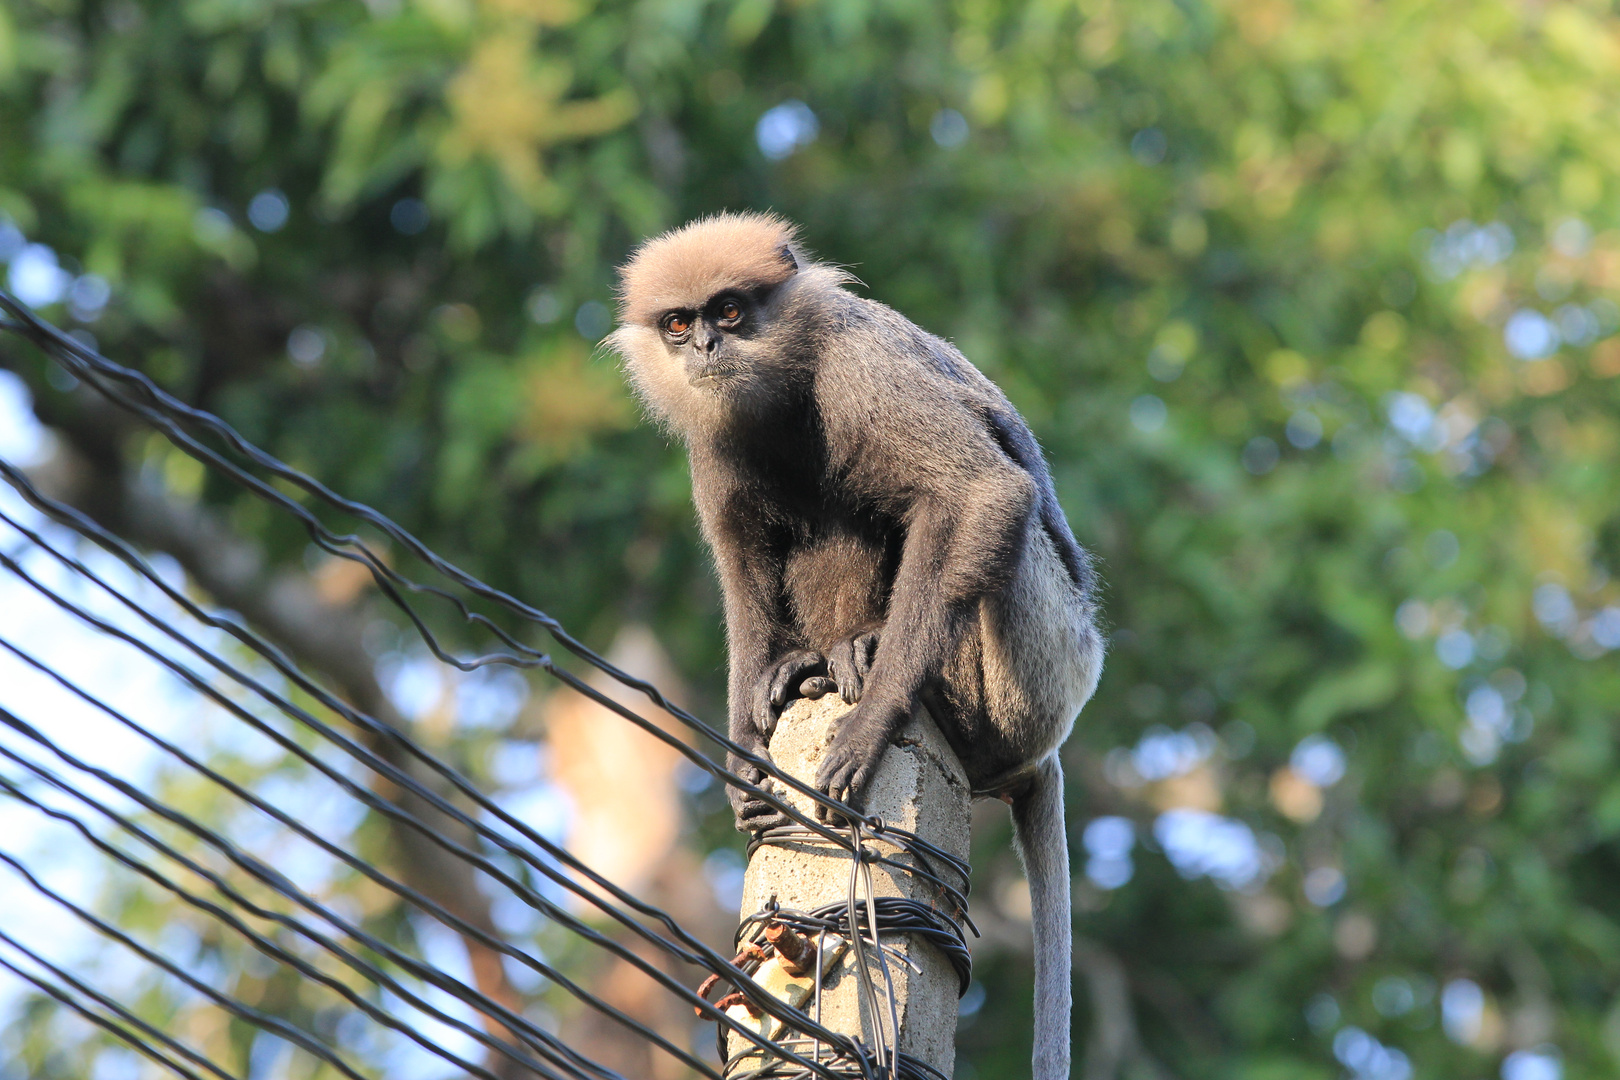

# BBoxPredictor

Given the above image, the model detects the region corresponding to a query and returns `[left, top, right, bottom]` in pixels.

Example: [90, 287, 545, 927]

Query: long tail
[1011, 753, 1071, 1080]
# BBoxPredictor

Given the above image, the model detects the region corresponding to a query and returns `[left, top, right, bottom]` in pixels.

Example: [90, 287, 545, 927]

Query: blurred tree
[4, 0, 1620, 1077]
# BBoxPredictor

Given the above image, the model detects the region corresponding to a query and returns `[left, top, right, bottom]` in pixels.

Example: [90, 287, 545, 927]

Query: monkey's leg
[825, 627, 881, 704]
[816, 473, 1035, 816]
[731, 651, 828, 832]
[702, 503, 802, 831]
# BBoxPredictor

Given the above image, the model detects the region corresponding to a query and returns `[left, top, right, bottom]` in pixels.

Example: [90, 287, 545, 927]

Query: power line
[0, 290, 974, 1080]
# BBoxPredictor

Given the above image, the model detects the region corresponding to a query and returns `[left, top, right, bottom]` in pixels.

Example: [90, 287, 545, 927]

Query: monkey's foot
[728, 757, 792, 833]
[814, 700, 904, 821]
[752, 650, 828, 737]
[826, 629, 880, 704]
[734, 789, 792, 834]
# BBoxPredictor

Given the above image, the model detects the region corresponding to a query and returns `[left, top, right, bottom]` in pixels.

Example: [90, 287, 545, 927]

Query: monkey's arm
[816, 462, 1038, 808]
[694, 463, 818, 828]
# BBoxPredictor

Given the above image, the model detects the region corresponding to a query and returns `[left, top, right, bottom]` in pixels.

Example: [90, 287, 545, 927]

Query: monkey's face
[656, 290, 762, 389]
[610, 279, 808, 436]
[610, 213, 837, 435]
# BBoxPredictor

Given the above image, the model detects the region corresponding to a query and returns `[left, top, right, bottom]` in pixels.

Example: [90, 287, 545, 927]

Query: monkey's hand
[814, 700, 907, 821]
[751, 649, 828, 737]
[825, 628, 881, 704]
[727, 749, 793, 834]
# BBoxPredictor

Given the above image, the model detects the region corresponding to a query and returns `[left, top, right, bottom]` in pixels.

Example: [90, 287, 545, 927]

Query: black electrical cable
[0, 458, 879, 993]
[0, 290, 867, 828]
[0, 945, 235, 1080]
[0, 539, 846, 1078]
[0, 746, 595, 1080]
[0, 291, 981, 1080]
[0, 848, 376, 1080]
[0, 434, 926, 1079]
[0, 630, 707, 1080]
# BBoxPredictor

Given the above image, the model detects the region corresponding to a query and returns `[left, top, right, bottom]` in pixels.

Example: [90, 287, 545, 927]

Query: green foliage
[6, 0, 1620, 1075]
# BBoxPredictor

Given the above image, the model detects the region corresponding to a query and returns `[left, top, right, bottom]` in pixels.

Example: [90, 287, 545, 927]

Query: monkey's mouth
[687, 363, 735, 387]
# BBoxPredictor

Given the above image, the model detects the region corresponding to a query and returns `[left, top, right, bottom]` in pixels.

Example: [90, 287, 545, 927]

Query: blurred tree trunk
[544, 626, 732, 1079]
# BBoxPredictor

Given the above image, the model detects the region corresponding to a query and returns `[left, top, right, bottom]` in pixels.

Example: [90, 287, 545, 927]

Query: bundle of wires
[0, 290, 975, 1080]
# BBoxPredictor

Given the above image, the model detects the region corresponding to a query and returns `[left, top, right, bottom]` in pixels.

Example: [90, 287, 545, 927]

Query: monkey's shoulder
[815, 295, 1006, 403]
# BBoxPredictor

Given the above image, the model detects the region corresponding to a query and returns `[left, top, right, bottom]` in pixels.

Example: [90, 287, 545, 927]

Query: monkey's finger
[828, 643, 865, 704]
[842, 665, 863, 702]
[815, 755, 860, 813]
[844, 767, 863, 798]
[749, 688, 780, 740]
[738, 795, 788, 823]
[814, 788, 852, 824]
[849, 765, 872, 803]
[733, 775, 789, 827]
[736, 805, 789, 833]
[768, 650, 827, 709]
[800, 675, 836, 699]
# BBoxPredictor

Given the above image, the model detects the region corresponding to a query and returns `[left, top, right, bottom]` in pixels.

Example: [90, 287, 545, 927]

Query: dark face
[659, 290, 756, 387]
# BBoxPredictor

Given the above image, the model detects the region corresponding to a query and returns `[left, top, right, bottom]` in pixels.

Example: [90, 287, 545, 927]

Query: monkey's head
[608, 212, 841, 433]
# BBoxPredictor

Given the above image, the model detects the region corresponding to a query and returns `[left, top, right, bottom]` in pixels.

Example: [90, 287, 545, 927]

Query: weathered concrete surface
[727, 694, 970, 1077]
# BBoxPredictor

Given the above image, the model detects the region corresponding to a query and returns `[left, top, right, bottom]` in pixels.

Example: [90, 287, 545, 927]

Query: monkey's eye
[717, 299, 742, 322]
[662, 313, 691, 336]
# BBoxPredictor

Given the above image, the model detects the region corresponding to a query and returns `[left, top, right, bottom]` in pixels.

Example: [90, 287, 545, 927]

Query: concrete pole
[724, 694, 971, 1077]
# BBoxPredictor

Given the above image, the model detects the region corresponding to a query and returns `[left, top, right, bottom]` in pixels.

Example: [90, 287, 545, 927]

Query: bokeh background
[2, 0, 1620, 1077]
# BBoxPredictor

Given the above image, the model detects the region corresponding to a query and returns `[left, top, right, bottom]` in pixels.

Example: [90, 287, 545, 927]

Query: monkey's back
[792, 289, 1103, 787]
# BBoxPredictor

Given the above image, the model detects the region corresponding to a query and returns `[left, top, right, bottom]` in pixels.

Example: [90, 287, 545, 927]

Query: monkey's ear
[778, 245, 799, 272]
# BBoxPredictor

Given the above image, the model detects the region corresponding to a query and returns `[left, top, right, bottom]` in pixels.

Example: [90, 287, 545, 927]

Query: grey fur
[608, 214, 1104, 1080]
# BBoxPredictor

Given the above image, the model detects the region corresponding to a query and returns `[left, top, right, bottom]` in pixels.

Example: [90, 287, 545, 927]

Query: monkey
[608, 212, 1103, 1080]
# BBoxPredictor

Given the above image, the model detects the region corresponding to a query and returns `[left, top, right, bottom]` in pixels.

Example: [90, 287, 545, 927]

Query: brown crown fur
[616, 212, 803, 326]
